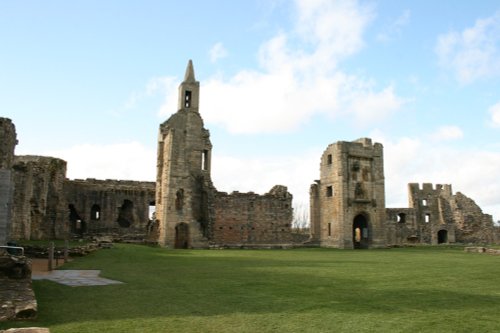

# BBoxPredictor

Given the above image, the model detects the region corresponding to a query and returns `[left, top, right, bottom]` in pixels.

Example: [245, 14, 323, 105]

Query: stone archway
[437, 229, 448, 244]
[353, 214, 370, 249]
[175, 223, 190, 249]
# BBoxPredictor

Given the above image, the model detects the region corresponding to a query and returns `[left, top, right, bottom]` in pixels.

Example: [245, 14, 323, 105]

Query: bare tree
[292, 202, 310, 234]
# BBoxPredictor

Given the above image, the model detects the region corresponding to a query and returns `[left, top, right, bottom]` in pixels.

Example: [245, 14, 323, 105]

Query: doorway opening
[437, 229, 448, 244]
[175, 223, 190, 249]
[353, 214, 370, 249]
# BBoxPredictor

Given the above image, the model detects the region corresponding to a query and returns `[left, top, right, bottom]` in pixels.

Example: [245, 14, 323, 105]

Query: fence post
[48, 242, 55, 271]
[64, 240, 69, 263]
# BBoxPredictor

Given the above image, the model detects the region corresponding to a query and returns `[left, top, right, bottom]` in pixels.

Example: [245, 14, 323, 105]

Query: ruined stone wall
[212, 186, 293, 246]
[451, 192, 497, 244]
[64, 179, 155, 236]
[0, 118, 17, 245]
[11, 156, 67, 240]
[385, 208, 418, 245]
[407, 183, 456, 244]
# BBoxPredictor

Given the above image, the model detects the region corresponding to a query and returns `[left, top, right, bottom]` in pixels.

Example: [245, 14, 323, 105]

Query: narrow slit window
[184, 91, 192, 108]
[425, 213, 430, 223]
[201, 150, 209, 171]
[328, 223, 332, 236]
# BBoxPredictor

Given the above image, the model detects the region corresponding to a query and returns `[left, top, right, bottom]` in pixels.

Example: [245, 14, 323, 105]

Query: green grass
[2, 245, 500, 332]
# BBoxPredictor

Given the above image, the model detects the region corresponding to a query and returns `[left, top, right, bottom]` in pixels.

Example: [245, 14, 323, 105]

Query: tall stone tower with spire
[155, 60, 214, 248]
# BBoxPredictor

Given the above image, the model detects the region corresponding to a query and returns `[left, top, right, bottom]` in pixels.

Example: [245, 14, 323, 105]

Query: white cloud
[209, 42, 228, 63]
[45, 142, 156, 181]
[489, 101, 500, 128]
[158, 0, 405, 134]
[429, 125, 464, 141]
[436, 11, 500, 84]
[211, 149, 321, 209]
[376, 9, 411, 42]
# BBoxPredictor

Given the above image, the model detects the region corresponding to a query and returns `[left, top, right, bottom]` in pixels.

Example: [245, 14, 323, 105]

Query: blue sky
[1, 0, 500, 222]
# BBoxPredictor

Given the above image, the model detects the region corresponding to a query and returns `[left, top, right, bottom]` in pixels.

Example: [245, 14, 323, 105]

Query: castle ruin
[0, 60, 498, 248]
[309, 138, 498, 248]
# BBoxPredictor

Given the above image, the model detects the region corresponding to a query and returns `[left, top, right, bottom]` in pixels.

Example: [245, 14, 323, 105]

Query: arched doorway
[437, 229, 448, 244]
[353, 214, 370, 249]
[175, 223, 190, 249]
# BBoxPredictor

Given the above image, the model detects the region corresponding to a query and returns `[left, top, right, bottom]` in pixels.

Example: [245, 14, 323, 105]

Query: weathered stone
[0, 328, 49, 333]
[310, 140, 498, 248]
[156, 61, 293, 248]
[0, 118, 17, 245]
[0, 254, 37, 322]
[310, 138, 386, 248]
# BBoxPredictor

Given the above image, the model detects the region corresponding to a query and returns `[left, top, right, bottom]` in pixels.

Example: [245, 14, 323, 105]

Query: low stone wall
[0, 251, 37, 322]
[0, 328, 50, 333]
[464, 246, 500, 255]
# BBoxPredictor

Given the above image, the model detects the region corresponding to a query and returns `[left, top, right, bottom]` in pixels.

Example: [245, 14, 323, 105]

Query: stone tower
[310, 138, 386, 248]
[156, 60, 214, 248]
[0, 118, 17, 245]
[408, 183, 456, 244]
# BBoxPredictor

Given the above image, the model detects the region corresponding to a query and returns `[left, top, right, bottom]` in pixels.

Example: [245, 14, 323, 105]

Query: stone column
[0, 118, 17, 245]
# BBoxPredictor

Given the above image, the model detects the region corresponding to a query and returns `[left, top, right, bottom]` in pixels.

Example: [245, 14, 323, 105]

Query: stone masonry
[11, 156, 67, 240]
[309, 138, 386, 248]
[0, 118, 17, 245]
[212, 186, 292, 247]
[156, 61, 293, 248]
[1, 61, 497, 248]
[311, 139, 498, 248]
[64, 179, 155, 237]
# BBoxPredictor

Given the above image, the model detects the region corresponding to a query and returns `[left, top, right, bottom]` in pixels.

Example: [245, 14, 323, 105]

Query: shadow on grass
[3, 245, 500, 330]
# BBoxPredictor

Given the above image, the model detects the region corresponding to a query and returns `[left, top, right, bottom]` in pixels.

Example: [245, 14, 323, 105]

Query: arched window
[90, 204, 101, 221]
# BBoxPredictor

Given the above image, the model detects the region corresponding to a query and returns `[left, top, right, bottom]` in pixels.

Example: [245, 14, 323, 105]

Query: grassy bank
[2, 245, 500, 332]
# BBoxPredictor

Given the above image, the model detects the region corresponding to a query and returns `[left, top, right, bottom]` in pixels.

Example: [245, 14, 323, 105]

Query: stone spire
[177, 59, 200, 111]
[183, 59, 196, 83]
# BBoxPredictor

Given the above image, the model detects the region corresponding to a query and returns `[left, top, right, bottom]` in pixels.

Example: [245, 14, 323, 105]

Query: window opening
[425, 213, 430, 223]
[328, 223, 331, 236]
[422, 199, 428, 206]
[184, 90, 192, 108]
[148, 201, 156, 220]
[117, 200, 134, 228]
[90, 204, 101, 221]
[327, 154, 332, 165]
[175, 189, 184, 210]
[397, 213, 406, 223]
[326, 186, 333, 197]
[201, 150, 209, 171]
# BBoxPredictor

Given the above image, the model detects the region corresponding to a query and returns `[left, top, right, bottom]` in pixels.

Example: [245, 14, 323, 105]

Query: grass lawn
[2, 245, 500, 332]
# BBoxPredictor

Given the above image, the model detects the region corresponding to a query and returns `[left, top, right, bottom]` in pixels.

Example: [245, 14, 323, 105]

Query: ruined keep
[156, 61, 293, 248]
[310, 138, 498, 248]
[309, 138, 386, 249]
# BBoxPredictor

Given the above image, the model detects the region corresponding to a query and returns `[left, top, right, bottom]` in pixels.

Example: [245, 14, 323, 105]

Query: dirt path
[30, 258, 68, 273]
